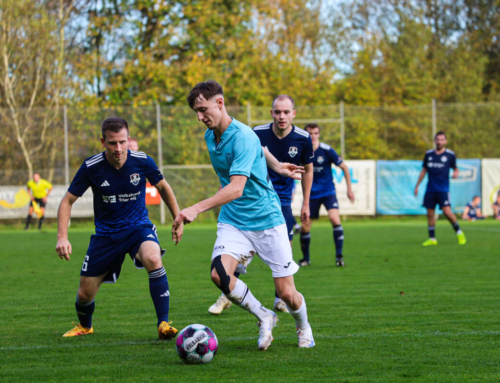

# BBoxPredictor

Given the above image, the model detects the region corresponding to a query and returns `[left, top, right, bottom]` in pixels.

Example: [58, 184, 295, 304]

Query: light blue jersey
[205, 118, 285, 231]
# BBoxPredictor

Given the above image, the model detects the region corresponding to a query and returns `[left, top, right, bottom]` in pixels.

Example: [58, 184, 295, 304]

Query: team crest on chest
[441, 156, 447, 162]
[130, 173, 140, 186]
[317, 156, 324, 164]
[288, 146, 298, 158]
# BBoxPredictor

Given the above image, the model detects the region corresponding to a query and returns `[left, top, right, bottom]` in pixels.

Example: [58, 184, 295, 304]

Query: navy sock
[300, 232, 311, 261]
[428, 226, 435, 238]
[149, 267, 170, 326]
[75, 299, 95, 328]
[233, 271, 240, 278]
[452, 221, 460, 233]
[333, 225, 344, 257]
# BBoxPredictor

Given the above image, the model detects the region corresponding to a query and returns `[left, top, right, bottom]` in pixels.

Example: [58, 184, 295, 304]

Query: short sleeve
[146, 156, 164, 185]
[44, 180, 53, 189]
[422, 154, 428, 169]
[328, 148, 343, 166]
[229, 136, 257, 178]
[301, 135, 314, 165]
[68, 164, 91, 197]
[450, 153, 457, 169]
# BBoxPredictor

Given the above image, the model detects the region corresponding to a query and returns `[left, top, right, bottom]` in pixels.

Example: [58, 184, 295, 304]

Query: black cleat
[335, 257, 345, 267]
[298, 259, 310, 266]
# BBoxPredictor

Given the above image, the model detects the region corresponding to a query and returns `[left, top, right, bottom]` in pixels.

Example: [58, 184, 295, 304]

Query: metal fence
[2, 101, 500, 187]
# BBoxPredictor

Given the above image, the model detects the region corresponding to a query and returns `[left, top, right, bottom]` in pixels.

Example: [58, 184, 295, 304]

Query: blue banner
[376, 159, 481, 215]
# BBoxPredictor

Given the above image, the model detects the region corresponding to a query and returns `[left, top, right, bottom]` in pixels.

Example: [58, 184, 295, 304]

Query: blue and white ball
[175, 324, 218, 364]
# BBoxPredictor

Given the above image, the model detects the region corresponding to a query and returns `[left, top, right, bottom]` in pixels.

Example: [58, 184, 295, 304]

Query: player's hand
[279, 163, 305, 180]
[42, 197, 48, 204]
[347, 189, 355, 203]
[414, 187, 419, 197]
[55, 238, 72, 261]
[171, 221, 183, 246]
[174, 206, 200, 227]
[300, 204, 310, 224]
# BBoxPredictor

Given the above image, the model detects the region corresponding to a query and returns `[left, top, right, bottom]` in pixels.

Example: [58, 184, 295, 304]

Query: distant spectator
[462, 196, 487, 221]
[493, 193, 500, 221]
[129, 137, 139, 151]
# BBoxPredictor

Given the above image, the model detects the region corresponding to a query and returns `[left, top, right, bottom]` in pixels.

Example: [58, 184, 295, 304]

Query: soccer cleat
[62, 322, 93, 337]
[297, 325, 315, 348]
[257, 311, 279, 350]
[293, 223, 302, 235]
[336, 257, 345, 267]
[457, 232, 466, 245]
[273, 299, 288, 313]
[298, 259, 310, 267]
[422, 238, 438, 246]
[208, 294, 232, 315]
[158, 321, 178, 340]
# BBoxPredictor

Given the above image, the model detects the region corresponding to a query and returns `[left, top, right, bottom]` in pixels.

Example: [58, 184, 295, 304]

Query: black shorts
[310, 194, 339, 219]
[30, 198, 46, 208]
[423, 192, 451, 210]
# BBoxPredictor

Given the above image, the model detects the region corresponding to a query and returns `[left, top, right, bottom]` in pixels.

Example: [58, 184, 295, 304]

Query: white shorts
[211, 222, 299, 278]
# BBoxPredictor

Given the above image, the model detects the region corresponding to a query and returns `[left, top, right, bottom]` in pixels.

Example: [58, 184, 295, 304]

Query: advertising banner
[292, 160, 376, 216]
[481, 159, 500, 216]
[376, 159, 481, 215]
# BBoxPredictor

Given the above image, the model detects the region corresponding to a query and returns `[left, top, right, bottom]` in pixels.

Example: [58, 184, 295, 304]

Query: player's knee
[77, 288, 94, 304]
[278, 290, 294, 305]
[210, 256, 231, 295]
[141, 253, 162, 270]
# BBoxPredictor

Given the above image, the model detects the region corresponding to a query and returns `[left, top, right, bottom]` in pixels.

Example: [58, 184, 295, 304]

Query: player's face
[271, 99, 296, 131]
[101, 128, 129, 162]
[307, 127, 320, 145]
[192, 95, 223, 130]
[33, 173, 40, 183]
[473, 197, 481, 206]
[434, 134, 447, 150]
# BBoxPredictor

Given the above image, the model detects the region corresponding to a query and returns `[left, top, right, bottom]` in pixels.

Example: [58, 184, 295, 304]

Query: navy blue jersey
[422, 149, 457, 193]
[68, 150, 163, 234]
[311, 142, 343, 199]
[466, 202, 477, 218]
[253, 123, 313, 206]
[495, 202, 500, 217]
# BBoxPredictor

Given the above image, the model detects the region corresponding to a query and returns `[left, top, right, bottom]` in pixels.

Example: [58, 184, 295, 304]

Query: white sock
[457, 230, 463, 235]
[274, 297, 283, 305]
[286, 294, 310, 330]
[226, 279, 271, 321]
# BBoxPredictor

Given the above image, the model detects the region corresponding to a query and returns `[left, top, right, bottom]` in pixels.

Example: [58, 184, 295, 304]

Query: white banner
[481, 159, 500, 216]
[0, 185, 94, 219]
[292, 160, 376, 216]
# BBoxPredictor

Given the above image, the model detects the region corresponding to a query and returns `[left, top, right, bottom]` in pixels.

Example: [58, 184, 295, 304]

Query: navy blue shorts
[423, 192, 451, 210]
[281, 205, 296, 241]
[310, 194, 339, 219]
[81, 224, 164, 283]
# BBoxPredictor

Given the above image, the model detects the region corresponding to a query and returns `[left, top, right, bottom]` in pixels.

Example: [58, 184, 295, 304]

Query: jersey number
[82, 255, 90, 272]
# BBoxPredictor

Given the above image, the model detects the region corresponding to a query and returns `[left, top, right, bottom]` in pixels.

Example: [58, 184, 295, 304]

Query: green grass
[0, 220, 499, 382]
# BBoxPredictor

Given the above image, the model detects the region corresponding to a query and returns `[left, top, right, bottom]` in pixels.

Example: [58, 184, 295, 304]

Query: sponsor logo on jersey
[102, 195, 117, 203]
[288, 146, 298, 157]
[101, 180, 110, 187]
[317, 156, 324, 164]
[130, 173, 140, 186]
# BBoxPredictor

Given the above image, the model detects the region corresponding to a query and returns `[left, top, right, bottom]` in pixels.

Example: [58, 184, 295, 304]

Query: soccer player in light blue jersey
[414, 131, 466, 246]
[55, 117, 184, 339]
[174, 80, 315, 349]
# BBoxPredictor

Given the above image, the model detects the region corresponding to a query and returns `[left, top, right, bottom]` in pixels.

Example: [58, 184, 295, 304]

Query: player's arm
[263, 147, 304, 180]
[43, 184, 53, 203]
[26, 186, 34, 201]
[300, 163, 313, 223]
[339, 162, 355, 203]
[174, 175, 247, 227]
[55, 191, 79, 261]
[154, 179, 183, 245]
[462, 206, 470, 220]
[452, 167, 459, 179]
[414, 168, 427, 197]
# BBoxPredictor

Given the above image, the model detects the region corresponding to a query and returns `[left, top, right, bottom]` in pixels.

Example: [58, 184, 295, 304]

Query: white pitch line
[462, 227, 500, 233]
[1, 330, 498, 351]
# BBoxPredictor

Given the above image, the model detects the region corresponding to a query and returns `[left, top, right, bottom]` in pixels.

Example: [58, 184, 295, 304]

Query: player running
[25, 173, 52, 230]
[175, 80, 315, 349]
[414, 131, 466, 246]
[298, 123, 355, 267]
[55, 117, 183, 339]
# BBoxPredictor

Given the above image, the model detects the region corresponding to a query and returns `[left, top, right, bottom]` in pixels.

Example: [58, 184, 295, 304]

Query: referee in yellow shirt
[25, 173, 52, 230]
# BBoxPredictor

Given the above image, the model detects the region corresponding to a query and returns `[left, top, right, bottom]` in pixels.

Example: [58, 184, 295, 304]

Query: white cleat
[297, 325, 315, 348]
[273, 299, 288, 313]
[257, 311, 279, 350]
[208, 294, 232, 315]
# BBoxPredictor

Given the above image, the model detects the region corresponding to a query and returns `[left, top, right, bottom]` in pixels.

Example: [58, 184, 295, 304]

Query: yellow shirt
[27, 179, 53, 199]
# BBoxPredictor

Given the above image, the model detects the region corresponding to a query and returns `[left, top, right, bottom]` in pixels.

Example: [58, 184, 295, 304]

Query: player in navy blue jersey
[462, 196, 486, 220]
[55, 117, 183, 339]
[493, 194, 500, 220]
[298, 123, 355, 267]
[414, 131, 466, 246]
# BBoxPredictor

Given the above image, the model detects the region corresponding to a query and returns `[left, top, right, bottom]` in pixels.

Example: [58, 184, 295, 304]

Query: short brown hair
[101, 117, 129, 139]
[272, 95, 295, 109]
[187, 80, 224, 109]
[305, 123, 321, 132]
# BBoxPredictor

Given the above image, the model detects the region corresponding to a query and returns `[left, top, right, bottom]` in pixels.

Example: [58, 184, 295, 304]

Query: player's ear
[101, 137, 105, 147]
[292, 109, 297, 118]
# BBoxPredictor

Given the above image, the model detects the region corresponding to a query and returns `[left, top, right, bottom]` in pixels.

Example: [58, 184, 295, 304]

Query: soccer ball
[175, 324, 218, 364]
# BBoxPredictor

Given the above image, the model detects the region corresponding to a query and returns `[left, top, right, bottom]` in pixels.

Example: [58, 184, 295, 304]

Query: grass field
[1, 219, 499, 382]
